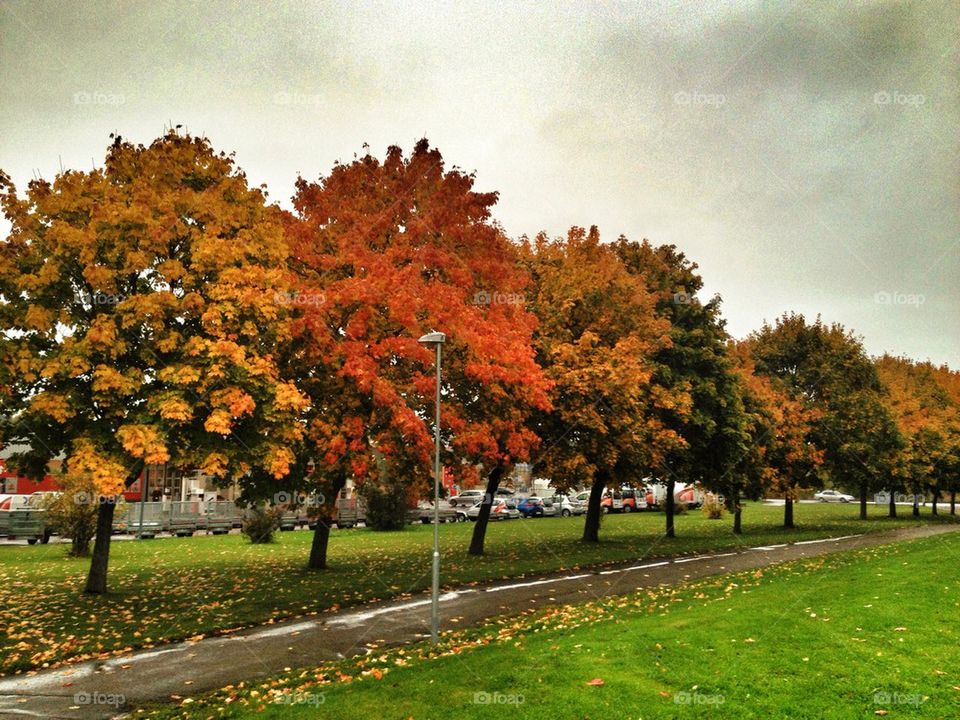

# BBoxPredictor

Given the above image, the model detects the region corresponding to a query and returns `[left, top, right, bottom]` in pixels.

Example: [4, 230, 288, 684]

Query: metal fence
[3, 509, 47, 543]
[114, 500, 243, 537]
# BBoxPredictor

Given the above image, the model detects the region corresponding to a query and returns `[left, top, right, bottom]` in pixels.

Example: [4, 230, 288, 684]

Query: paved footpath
[1, 523, 957, 719]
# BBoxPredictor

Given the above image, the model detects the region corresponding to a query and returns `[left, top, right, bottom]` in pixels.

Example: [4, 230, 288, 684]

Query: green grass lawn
[136, 531, 960, 720]
[1, 501, 956, 675]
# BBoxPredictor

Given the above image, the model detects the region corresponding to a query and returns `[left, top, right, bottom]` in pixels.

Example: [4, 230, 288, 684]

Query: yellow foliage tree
[0, 132, 303, 593]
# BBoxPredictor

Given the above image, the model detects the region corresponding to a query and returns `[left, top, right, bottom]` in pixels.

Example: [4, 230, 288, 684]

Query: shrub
[362, 479, 409, 531]
[40, 474, 123, 557]
[241, 505, 283, 544]
[701, 494, 726, 520]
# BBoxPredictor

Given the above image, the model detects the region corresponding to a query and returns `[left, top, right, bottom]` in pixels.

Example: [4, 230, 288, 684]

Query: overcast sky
[1, 0, 957, 366]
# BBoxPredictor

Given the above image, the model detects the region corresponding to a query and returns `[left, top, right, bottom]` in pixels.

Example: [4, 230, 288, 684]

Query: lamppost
[418, 330, 446, 644]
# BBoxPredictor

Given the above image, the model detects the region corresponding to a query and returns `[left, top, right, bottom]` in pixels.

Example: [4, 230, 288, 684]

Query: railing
[114, 500, 243, 536]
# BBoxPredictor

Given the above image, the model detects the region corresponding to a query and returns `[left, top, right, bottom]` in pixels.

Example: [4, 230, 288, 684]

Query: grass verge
[135, 531, 960, 719]
[2, 501, 956, 675]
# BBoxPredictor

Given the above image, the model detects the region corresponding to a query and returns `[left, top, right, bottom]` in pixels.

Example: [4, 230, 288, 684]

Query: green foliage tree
[749, 314, 902, 520]
[612, 238, 747, 538]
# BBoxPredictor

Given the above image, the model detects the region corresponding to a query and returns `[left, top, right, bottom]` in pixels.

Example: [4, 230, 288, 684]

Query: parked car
[448, 490, 484, 507]
[466, 500, 488, 520]
[568, 490, 594, 514]
[0, 493, 48, 511]
[548, 494, 583, 516]
[517, 497, 546, 518]
[602, 487, 647, 513]
[641, 483, 702, 509]
[643, 485, 662, 509]
[499, 499, 521, 520]
[411, 500, 460, 523]
[814, 489, 855, 503]
[466, 499, 519, 521]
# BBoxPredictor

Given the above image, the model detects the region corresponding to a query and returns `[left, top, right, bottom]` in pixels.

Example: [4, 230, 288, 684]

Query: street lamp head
[418, 331, 446, 345]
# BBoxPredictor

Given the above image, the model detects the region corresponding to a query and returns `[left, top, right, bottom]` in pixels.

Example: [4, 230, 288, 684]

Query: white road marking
[794, 534, 864, 546]
[326, 590, 475, 626]
[628, 561, 670, 570]
[0, 665, 94, 692]
[0, 705, 57, 718]
[243, 621, 317, 640]
[485, 575, 591, 592]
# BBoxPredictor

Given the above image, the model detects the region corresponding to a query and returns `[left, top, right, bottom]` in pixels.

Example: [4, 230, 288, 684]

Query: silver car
[814, 489, 855, 503]
[449, 490, 484, 507]
[547, 494, 583, 516]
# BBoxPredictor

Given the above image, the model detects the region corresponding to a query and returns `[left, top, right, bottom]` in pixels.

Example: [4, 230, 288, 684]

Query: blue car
[517, 497, 545, 518]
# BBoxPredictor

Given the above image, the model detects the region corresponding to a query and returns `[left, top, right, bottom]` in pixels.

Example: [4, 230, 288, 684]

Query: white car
[465, 499, 519, 521]
[814, 489, 855, 503]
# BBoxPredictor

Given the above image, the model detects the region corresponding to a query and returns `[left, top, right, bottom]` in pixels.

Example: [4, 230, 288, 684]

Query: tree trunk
[665, 478, 676, 538]
[859, 482, 868, 520]
[912, 495, 920, 517]
[468, 466, 505, 556]
[84, 463, 142, 595]
[950, 490, 956, 516]
[888, 490, 897, 518]
[931, 487, 939, 516]
[783, 496, 794, 529]
[308, 473, 346, 570]
[308, 519, 332, 569]
[581, 474, 607, 543]
[84, 498, 117, 594]
[71, 536, 90, 557]
[732, 489, 742, 534]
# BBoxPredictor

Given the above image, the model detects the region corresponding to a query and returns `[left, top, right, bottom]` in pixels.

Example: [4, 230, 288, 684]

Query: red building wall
[0, 460, 145, 500]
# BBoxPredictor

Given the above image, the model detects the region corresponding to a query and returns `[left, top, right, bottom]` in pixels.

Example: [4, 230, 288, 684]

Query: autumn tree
[731, 340, 824, 528]
[720, 371, 767, 535]
[0, 132, 305, 592]
[876, 356, 959, 518]
[520, 227, 685, 543]
[749, 314, 901, 520]
[932, 365, 960, 514]
[612, 238, 746, 538]
[269, 140, 550, 565]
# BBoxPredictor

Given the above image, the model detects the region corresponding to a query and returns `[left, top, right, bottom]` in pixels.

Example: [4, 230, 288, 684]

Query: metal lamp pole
[418, 331, 446, 644]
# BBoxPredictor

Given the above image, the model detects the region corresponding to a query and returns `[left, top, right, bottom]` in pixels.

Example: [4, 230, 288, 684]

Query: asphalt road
[0, 522, 956, 719]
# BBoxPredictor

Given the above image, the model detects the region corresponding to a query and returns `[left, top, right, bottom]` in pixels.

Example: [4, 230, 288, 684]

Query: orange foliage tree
[520, 227, 686, 542]
[876, 355, 960, 517]
[280, 140, 551, 564]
